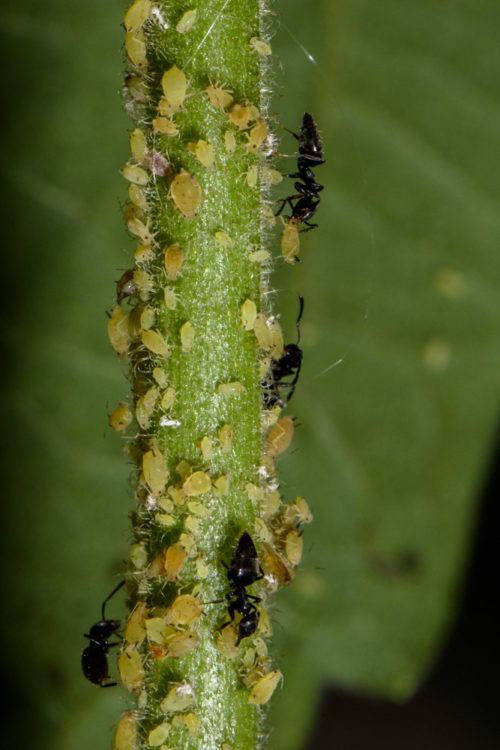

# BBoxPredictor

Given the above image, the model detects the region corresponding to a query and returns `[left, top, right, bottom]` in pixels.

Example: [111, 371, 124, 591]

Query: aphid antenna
[101, 579, 126, 621]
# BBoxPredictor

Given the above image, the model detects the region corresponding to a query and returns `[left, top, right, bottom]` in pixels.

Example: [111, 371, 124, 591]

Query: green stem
[108, 2, 305, 748]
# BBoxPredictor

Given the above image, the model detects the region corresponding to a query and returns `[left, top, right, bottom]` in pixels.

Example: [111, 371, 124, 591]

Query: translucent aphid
[248, 669, 283, 705]
[249, 37, 272, 56]
[176, 9, 197, 33]
[217, 382, 246, 396]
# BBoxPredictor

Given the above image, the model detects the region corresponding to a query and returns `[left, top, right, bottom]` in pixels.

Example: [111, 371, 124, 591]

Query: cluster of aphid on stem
[83, 0, 323, 747]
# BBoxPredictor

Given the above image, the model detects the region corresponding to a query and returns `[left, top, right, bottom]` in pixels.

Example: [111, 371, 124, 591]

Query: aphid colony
[87, 3, 323, 744]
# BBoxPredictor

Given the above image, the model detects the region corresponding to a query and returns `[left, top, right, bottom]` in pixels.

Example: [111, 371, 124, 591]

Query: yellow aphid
[213, 475, 230, 496]
[166, 594, 202, 625]
[267, 416, 294, 456]
[249, 36, 272, 56]
[195, 557, 209, 578]
[218, 622, 238, 659]
[199, 436, 213, 460]
[127, 217, 153, 245]
[185, 515, 201, 536]
[135, 385, 159, 430]
[109, 403, 133, 432]
[159, 65, 187, 115]
[285, 529, 303, 567]
[214, 230, 234, 248]
[148, 552, 166, 576]
[108, 306, 130, 356]
[130, 542, 148, 569]
[164, 286, 178, 310]
[281, 218, 300, 263]
[185, 712, 199, 736]
[262, 543, 292, 586]
[145, 617, 170, 644]
[219, 424, 233, 452]
[217, 381, 246, 396]
[176, 459, 192, 480]
[248, 249, 270, 263]
[153, 367, 168, 387]
[152, 116, 179, 136]
[164, 243, 183, 280]
[140, 305, 155, 330]
[224, 129, 237, 153]
[240, 299, 257, 331]
[143, 447, 169, 493]
[125, 31, 147, 69]
[247, 103, 260, 121]
[160, 386, 176, 411]
[124, 0, 152, 33]
[261, 204, 277, 225]
[121, 163, 148, 185]
[242, 647, 255, 669]
[246, 483, 263, 501]
[179, 532, 197, 557]
[134, 243, 154, 264]
[129, 183, 147, 210]
[248, 670, 283, 705]
[221, 745, 234, 750]
[187, 500, 210, 518]
[246, 165, 258, 188]
[170, 171, 202, 219]
[258, 607, 272, 637]
[261, 489, 281, 518]
[261, 167, 283, 185]
[160, 685, 195, 713]
[122, 202, 139, 226]
[247, 120, 268, 152]
[228, 103, 252, 129]
[254, 517, 272, 543]
[113, 711, 137, 750]
[141, 329, 171, 358]
[168, 631, 199, 657]
[119, 645, 143, 691]
[180, 321, 195, 351]
[183, 470, 211, 496]
[296, 496, 313, 524]
[124, 74, 148, 102]
[253, 314, 273, 351]
[187, 139, 214, 169]
[158, 494, 174, 512]
[129, 127, 147, 162]
[125, 602, 148, 646]
[176, 8, 197, 33]
[164, 541, 186, 580]
[148, 722, 170, 747]
[254, 636, 268, 660]
[206, 85, 234, 110]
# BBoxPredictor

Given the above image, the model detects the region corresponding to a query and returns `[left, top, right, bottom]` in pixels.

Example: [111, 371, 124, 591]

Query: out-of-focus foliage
[1, 1, 499, 749]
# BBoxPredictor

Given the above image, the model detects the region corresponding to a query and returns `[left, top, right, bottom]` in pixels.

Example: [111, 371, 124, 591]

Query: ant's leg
[246, 594, 262, 603]
[101, 580, 125, 621]
[275, 196, 299, 217]
[100, 681, 118, 688]
[298, 222, 318, 234]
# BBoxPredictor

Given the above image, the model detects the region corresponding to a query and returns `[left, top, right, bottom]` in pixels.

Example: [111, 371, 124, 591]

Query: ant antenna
[101, 580, 125, 621]
[296, 296, 304, 345]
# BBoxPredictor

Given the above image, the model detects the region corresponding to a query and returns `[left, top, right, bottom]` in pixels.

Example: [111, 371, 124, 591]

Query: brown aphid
[248, 669, 283, 705]
[266, 416, 294, 457]
[170, 170, 202, 220]
[164, 243, 183, 280]
[147, 149, 170, 177]
[164, 541, 186, 581]
[261, 542, 293, 587]
[109, 403, 133, 432]
[116, 269, 136, 303]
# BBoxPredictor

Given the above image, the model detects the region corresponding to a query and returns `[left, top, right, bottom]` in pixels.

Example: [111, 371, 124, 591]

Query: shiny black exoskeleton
[219, 532, 263, 645]
[263, 296, 304, 407]
[81, 580, 124, 687]
[276, 112, 325, 232]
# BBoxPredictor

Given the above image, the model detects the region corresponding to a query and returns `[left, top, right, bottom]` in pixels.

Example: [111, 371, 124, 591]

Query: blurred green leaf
[1, 1, 499, 749]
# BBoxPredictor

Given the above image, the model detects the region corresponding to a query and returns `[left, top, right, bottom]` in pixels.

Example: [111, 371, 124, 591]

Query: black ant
[81, 580, 125, 687]
[211, 532, 263, 645]
[263, 296, 304, 407]
[276, 112, 325, 232]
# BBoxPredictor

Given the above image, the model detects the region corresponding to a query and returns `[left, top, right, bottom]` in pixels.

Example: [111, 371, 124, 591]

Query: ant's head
[88, 619, 121, 641]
